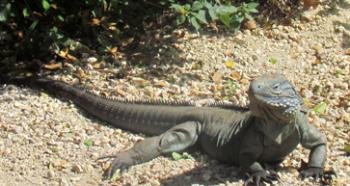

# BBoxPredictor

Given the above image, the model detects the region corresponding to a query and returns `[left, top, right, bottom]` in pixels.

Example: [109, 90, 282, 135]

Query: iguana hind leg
[103, 121, 201, 179]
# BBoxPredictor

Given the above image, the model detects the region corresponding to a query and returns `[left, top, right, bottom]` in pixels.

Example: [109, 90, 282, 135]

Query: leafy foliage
[0, 0, 259, 63]
[170, 0, 258, 30]
[0, 0, 169, 60]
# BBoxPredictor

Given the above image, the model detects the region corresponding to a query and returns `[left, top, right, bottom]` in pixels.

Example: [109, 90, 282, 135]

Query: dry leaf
[132, 77, 148, 86]
[107, 47, 118, 56]
[43, 63, 62, 70]
[92, 63, 103, 69]
[57, 50, 68, 58]
[90, 18, 101, 25]
[154, 80, 169, 88]
[115, 88, 127, 97]
[302, 0, 320, 8]
[240, 78, 250, 85]
[344, 48, 350, 55]
[66, 54, 77, 61]
[211, 72, 223, 83]
[242, 19, 257, 30]
[224, 50, 233, 57]
[225, 60, 235, 69]
[230, 71, 241, 80]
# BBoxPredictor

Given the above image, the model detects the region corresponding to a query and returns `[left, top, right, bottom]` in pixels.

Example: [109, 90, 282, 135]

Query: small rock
[202, 171, 212, 181]
[87, 57, 98, 63]
[47, 170, 55, 179]
[72, 164, 84, 173]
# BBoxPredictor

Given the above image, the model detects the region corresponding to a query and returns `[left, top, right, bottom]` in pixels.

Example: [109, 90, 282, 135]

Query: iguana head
[248, 74, 304, 122]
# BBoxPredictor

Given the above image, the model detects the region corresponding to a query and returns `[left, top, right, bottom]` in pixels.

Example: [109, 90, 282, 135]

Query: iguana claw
[98, 152, 136, 179]
[244, 170, 279, 186]
[299, 167, 324, 180]
[299, 167, 336, 184]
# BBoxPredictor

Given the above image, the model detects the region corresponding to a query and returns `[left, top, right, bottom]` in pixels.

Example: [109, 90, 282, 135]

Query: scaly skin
[1, 74, 328, 185]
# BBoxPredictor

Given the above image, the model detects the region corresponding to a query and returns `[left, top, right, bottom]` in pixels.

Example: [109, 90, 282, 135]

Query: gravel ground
[1, 2, 349, 186]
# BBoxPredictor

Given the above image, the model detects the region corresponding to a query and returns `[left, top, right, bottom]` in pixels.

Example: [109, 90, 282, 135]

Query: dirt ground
[0, 1, 349, 186]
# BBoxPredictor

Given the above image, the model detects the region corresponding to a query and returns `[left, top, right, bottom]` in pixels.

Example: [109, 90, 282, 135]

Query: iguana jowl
[2, 74, 327, 185]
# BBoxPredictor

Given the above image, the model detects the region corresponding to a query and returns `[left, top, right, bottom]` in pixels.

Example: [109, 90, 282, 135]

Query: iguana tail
[1, 75, 197, 135]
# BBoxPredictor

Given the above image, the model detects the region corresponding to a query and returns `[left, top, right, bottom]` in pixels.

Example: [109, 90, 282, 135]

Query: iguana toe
[299, 167, 324, 180]
[244, 170, 278, 186]
[99, 152, 137, 179]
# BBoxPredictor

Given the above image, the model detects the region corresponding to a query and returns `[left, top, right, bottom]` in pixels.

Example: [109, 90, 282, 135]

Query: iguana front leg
[298, 116, 328, 180]
[239, 135, 279, 186]
[101, 121, 201, 178]
[300, 143, 327, 179]
[241, 158, 279, 186]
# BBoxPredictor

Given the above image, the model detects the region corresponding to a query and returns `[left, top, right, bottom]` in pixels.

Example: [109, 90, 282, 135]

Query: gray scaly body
[1, 74, 328, 185]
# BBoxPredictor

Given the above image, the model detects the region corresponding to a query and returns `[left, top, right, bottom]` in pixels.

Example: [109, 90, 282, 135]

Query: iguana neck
[256, 116, 297, 144]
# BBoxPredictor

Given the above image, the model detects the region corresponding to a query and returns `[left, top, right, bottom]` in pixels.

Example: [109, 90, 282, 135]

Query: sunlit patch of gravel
[1, 3, 349, 186]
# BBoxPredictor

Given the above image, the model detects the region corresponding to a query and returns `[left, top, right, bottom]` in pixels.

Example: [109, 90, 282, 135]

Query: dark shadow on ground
[159, 161, 242, 186]
[333, 21, 350, 48]
[317, 0, 350, 16]
[159, 155, 295, 186]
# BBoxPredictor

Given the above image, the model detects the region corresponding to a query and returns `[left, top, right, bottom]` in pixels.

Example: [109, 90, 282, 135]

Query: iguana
[1, 74, 328, 185]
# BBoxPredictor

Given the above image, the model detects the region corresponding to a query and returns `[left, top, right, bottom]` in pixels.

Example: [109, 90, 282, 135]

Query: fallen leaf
[211, 72, 223, 83]
[90, 18, 101, 25]
[107, 47, 118, 56]
[154, 80, 169, 88]
[301, 0, 320, 8]
[132, 77, 148, 86]
[312, 102, 327, 115]
[344, 144, 350, 154]
[43, 63, 62, 70]
[224, 49, 233, 57]
[172, 152, 183, 161]
[242, 19, 257, 30]
[66, 54, 77, 61]
[225, 60, 235, 69]
[268, 58, 278, 65]
[57, 50, 68, 58]
[230, 71, 241, 80]
[344, 48, 350, 55]
[303, 98, 314, 107]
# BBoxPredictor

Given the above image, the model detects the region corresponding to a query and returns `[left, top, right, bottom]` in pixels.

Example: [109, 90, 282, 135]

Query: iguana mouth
[248, 74, 304, 116]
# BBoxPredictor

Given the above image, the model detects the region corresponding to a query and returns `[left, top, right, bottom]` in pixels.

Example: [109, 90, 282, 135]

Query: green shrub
[0, 0, 168, 60]
[170, 0, 258, 30]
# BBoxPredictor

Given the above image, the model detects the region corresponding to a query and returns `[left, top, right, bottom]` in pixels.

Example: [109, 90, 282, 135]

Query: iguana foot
[244, 170, 279, 186]
[299, 167, 336, 184]
[299, 167, 324, 180]
[98, 151, 139, 179]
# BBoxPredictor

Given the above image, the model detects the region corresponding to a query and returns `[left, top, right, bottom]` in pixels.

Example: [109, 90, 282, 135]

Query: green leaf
[312, 102, 327, 114]
[172, 152, 183, 160]
[335, 69, 347, 76]
[190, 16, 201, 30]
[0, 3, 12, 22]
[344, 144, 350, 154]
[219, 13, 231, 28]
[110, 169, 121, 181]
[171, 4, 182, 12]
[176, 15, 186, 25]
[83, 139, 93, 147]
[57, 15, 64, 22]
[193, 10, 208, 24]
[182, 152, 194, 159]
[192, 1, 204, 11]
[22, 8, 29, 17]
[208, 6, 218, 20]
[41, 0, 51, 11]
[269, 58, 278, 65]
[246, 2, 259, 12]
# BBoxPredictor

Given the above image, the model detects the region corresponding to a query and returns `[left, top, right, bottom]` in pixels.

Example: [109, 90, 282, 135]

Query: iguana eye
[273, 84, 279, 90]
